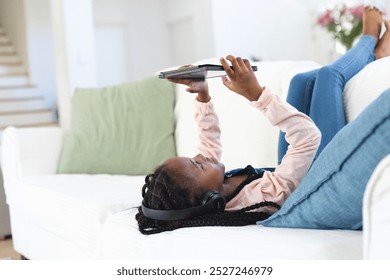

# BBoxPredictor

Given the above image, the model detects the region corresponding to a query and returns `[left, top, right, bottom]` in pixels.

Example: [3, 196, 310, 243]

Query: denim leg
[261, 88, 390, 230]
[278, 36, 377, 163]
[277, 69, 318, 163]
[310, 35, 377, 155]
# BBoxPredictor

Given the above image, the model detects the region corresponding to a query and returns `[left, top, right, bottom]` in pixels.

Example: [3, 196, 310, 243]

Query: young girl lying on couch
[136, 7, 390, 234]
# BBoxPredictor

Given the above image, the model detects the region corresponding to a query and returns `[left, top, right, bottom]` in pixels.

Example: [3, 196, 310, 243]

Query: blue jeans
[261, 87, 390, 229]
[278, 35, 377, 163]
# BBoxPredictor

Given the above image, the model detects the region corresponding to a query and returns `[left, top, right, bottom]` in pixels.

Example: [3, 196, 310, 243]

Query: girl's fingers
[221, 76, 232, 90]
[179, 64, 193, 69]
[225, 55, 249, 74]
[226, 55, 242, 72]
[168, 78, 193, 86]
[186, 88, 197, 93]
[236, 57, 246, 69]
[220, 57, 235, 78]
[243, 59, 252, 71]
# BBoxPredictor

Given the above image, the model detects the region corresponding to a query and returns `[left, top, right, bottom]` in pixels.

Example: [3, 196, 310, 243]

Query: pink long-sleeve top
[194, 88, 321, 214]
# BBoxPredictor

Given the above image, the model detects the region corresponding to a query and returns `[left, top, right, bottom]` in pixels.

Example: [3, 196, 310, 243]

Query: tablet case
[159, 64, 258, 80]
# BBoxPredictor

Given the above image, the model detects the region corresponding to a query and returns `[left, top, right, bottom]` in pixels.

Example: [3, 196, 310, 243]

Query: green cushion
[57, 76, 176, 175]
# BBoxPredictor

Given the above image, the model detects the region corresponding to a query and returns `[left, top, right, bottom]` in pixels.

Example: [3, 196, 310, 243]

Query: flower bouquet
[317, 4, 365, 50]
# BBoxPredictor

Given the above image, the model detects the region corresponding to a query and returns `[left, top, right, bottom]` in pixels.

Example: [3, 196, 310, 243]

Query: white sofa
[1, 58, 390, 260]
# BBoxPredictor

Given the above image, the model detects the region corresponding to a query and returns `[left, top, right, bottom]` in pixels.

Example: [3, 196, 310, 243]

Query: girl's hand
[220, 56, 264, 101]
[168, 65, 210, 103]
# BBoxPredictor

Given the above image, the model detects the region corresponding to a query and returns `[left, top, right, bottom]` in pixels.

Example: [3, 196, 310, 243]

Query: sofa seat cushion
[98, 209, 362, 260]
[18, 174, 145, 257]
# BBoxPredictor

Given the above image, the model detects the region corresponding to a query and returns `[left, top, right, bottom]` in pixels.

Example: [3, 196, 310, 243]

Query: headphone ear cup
[200, 191, 226, 213]
[200, 191, 213, 205]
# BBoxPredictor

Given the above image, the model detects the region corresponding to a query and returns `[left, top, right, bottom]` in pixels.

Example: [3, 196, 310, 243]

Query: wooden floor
[0, 238, 21, 260]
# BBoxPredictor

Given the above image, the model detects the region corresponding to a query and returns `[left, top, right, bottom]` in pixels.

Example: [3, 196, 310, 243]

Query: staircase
[0, 26, 57, 141]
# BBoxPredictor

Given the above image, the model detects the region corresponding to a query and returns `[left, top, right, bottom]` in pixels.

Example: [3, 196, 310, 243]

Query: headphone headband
[141, 190, 226, 221]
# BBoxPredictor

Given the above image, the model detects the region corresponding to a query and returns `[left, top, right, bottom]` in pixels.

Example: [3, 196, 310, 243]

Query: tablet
[159, 64, 258, 80]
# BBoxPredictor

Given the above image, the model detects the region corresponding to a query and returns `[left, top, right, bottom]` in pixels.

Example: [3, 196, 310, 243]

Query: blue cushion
[259, 89, 390, 229]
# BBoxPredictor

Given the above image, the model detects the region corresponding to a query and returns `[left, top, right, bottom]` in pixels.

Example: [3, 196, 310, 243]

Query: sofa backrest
[173, 58, 321, 171]
[344, 57, 390, 122]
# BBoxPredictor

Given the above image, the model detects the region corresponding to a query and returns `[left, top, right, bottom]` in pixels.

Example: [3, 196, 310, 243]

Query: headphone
[141, 190, 226, 221]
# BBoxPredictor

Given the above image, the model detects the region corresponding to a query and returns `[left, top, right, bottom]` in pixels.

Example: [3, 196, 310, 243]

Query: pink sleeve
[226, 88, 321, 213]
[195, 99, 222, 160]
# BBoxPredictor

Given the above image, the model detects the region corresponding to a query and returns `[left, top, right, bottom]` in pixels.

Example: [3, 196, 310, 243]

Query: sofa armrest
[363, 154, 390, 259]
[1, 126, 64, 181]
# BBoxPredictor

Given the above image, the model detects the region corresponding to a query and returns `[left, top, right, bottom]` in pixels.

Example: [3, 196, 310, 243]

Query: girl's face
[164, 154, 225, 198]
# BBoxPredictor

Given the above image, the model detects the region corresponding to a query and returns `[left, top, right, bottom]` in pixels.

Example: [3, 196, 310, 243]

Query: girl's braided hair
[136, 164, 280, 235]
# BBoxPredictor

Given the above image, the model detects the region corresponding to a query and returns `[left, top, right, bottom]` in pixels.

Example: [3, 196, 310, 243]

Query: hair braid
[136, 165, 281, 235]
[225, 173, 264, 202]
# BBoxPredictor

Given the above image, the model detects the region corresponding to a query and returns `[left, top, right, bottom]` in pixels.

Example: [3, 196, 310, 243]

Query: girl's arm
[168, 74, 222, 160]
[226, 89, 321, 212]
[220, 56, 321, 211]
[194, 97, 222, 161]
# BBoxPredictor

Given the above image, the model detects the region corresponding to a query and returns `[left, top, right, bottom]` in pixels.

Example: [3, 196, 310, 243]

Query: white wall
[51, 0, 98, 129]
[165, 0, 215, 64]
[211, 0, 390, 64]
[303, 0, 390, 10]
[93, 0, 172, 81]
[24, 0, 57, 108]
[93, 0, 216, 81]
[93, 0, 133, 86]
[211, 0, 312, 62]
[93, 0, 390, 85]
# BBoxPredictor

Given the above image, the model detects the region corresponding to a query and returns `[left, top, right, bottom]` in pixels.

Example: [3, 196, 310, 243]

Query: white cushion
[344, 57, 390, 122]
[174, 59, 320, 170]
[363, 154, 390, 259]
[99, 209, 362, 260]
[18, 174, 145, 257]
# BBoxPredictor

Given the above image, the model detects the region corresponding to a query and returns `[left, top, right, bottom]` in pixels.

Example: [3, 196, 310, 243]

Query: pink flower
[341, 5, 348, 16]
[317, 9, 334, 26]
[349, 4, 364, 17]
[316, 4, 365, 50]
